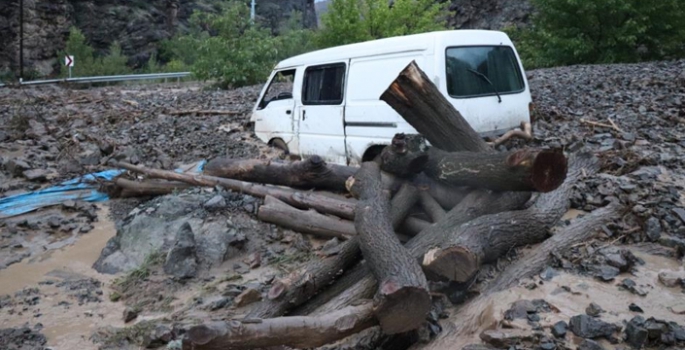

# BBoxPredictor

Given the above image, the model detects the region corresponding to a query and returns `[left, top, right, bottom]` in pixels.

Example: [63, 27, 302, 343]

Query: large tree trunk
[247, 237, 362, 319]
[203, 155, 357, 192]
[306, 189, 531, 318]
[258, 196, 356, 240]
[111, 177, 193, 198]
[183, 303, 376, 350]
[349, 162, 431, 335]
[379, 60, 490, 153]
[486, 199, 623, 293]
[411, 201, 624, 350]
[424, 147, 568, 193]
[247, 179, 423, 319]
[422, 152, 600, 283]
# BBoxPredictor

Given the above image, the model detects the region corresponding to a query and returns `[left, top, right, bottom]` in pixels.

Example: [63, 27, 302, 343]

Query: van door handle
[286, 110, 291, 115]
[302, 110, 306, 121]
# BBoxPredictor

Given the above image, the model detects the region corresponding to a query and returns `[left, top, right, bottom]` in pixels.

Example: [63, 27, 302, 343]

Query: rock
[578, 339, 605, 350]
[504, 299, 551, 320]
[77, 143, 102, 165]
[586, 302, 604, 317]
[644, 318, 667, 340]
[208, 297, 231, 311]
[123, 307, 138, 323]
[668, 303, 685, 315]
[659, 235, 685, 251]
[624, 316, 648, 348]
[47, 216, 62, 229]
[26, 120, 47, 138]
[246, 252, 261, 269]
[672, 208, 685, 224]
[22, 169, 49, 182]
[5, 159, 31, 177]
[203, 195, 226, 210]
[569, 314, 618, 339]
[539, 342, 555, 350]
[480, 329, 533, 348]
[629, 303, 643, 313]
[620, 278, 647, 296]
[644, 216, 661, 241]
[163, 222, 198, 279]
[658, 271, 683, 288]
[594, 265, 621, 281]
[143, 324, 174, 348]
[0, 130, 8, 142]
[551, 320, 567, 338]
[234, 288, 262, 307]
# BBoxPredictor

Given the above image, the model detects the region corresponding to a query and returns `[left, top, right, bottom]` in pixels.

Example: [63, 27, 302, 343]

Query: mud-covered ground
[1, 59, 684, 350]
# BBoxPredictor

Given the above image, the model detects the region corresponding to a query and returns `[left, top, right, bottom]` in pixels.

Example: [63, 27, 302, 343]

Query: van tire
[362, 145, 386, 162]
[269, 138, 289, 155]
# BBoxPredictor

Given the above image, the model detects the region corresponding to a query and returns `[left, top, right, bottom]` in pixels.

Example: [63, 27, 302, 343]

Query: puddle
[0, 204, 127, 350]
[425, 249, 685, 350]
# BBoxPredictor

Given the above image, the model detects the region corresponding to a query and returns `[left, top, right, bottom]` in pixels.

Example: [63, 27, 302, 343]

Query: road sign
[65, 55, 74, 67]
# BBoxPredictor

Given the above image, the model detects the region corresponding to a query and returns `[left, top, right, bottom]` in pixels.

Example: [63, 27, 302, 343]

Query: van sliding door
[296, 61, 348, 165]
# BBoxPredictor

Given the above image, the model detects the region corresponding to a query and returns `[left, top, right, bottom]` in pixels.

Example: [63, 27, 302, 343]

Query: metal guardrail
[0, 72, 192, 88]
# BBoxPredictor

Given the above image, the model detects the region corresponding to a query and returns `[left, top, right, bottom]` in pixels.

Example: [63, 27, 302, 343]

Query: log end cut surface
[422, 247, 479, 282]
[375, 282, 432, 335]
[520, 148, 568, 192]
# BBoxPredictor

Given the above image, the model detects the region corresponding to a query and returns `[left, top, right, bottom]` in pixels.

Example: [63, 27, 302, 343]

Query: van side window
[445, 46, 524, 98]
[258, 69, 296, 109]
[302, 63, 346, 105]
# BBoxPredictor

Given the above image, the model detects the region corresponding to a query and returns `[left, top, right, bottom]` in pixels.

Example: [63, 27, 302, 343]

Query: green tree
[512, 0, 685, 68]
[315, 0, 449, 48]
[169, 1, 281, 88]
[274, 11, 318, 60]
[95, 41, 132, 76]
[59, 26, 97, 77]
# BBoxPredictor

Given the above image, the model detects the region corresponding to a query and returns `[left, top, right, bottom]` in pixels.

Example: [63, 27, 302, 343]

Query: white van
[249, 29, 532, 166]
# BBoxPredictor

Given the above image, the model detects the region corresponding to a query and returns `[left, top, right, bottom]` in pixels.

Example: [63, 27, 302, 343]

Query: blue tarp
[0, 160, 207, 219]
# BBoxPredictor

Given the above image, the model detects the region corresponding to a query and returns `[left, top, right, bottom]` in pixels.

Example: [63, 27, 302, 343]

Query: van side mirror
[277, 92, 293, 100]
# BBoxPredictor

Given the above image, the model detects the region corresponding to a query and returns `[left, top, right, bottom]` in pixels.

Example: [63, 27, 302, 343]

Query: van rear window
[445, 46, 524, 98]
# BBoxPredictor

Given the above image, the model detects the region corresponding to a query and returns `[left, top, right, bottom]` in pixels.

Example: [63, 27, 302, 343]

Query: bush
[60, 27, 132, 77]
[510, 0, 685, 68]
[314, 0, 449, 49]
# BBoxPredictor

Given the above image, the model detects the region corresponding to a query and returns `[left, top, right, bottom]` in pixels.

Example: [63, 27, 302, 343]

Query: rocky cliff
[0, 0, 316, 77]
[447, 0, 532, 30]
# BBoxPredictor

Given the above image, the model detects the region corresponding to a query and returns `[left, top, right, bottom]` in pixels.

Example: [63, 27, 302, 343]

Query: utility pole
[19, 0, 24, 82]
[250, 0, 255, 22]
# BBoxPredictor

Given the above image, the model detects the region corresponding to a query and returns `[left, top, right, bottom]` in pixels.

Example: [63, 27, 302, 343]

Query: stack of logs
[107, 61, 621, 350]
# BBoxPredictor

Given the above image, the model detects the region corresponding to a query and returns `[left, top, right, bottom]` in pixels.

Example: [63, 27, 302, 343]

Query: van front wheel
[269, 138, 289, 155]
[362, 145, 386, 162]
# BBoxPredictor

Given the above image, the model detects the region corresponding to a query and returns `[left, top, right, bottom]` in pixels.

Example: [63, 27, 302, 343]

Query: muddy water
[0, 205, 127, 350]
[422, 249, 685, 350]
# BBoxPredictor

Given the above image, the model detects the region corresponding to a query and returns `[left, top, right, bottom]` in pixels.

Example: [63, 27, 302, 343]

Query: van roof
[275, 30, 513, 69]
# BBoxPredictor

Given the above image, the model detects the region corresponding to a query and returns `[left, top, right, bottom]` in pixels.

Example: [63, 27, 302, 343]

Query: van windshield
[445, 46, 524, 98]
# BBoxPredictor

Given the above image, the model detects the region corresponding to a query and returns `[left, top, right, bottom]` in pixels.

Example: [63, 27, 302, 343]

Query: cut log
[183, 302, 376, 350]
[411, 201, 624, 350]
[203, 155, 357, 192]
[246, 180, 421, 319]
[247, 238, 362, 319]
[111, 177, 193, 198]
[422, 152, 599, 283]
[379, 60, 490, 153]
[258, 196, 355, 240]
[487, 199, 623, 293]
[418, 189, 446, 223]
[378, 133, 429, 177]
[411, 173, 469, 210]
[350, 162, 430, 334]
[487, 121, 533, 147]
[305, 189, 532, 317]
[113, 161, 358, 219]
[424, 147, 568, 193]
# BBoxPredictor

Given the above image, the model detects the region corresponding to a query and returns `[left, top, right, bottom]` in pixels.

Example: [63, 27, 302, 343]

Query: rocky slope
[0, 0, 317, 77]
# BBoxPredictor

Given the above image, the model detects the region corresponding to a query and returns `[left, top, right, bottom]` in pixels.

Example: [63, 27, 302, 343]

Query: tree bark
[111, 177, 193, 198]
[390, 182, 420, 228]
[422, 152, 600, 283]
[379, 60, 490, 153]
[183, 303, 376, 350]
[258, 196, 355, 240]
[306, 189, 531, 317]
[203, 155, 357, 192]
[247, 238, 362, 319]
[349, 162, 431, 335]
[418, 189, 446, 223]
[378, 133, 429, 177]
[424, 147, 568, 193]
[289, 191, 356, 220]
[486, 199, 623, 293]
